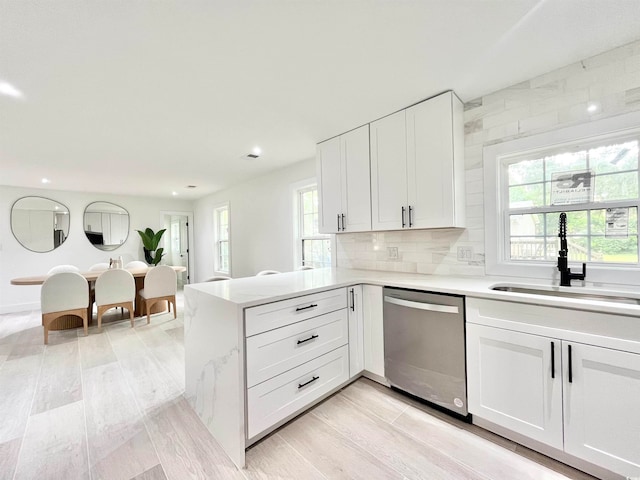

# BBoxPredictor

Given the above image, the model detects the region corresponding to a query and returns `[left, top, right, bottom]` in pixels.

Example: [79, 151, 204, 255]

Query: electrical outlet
[387, 247, 399, 260]
[457, 246, 474, 261]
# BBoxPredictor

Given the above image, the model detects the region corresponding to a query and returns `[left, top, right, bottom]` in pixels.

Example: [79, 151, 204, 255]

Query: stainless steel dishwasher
[383, 287, 468, 418]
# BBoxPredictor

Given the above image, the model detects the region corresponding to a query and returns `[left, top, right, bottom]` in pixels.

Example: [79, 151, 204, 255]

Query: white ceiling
[2, 1, 640, 200]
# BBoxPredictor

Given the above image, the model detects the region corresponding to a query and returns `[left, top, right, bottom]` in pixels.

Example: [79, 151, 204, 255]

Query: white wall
[337, 39, 640, 278]
[0, 185, 193, 313]
[193, 158, 316, 281]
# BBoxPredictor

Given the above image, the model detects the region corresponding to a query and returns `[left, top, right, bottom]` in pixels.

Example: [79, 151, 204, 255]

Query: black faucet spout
[557, 212, 587, 287]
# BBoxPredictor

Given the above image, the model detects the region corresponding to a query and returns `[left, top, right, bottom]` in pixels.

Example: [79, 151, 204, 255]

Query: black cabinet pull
[298, 376, 319, 389]
[568, 344, 573, 383]
[297, 334, 319, 345]
[337, 214, 341, 231]
[350, 288, 355, 311]
[295, 303, 318, 312]
[341, 214, 345, 231]
[550, 341, 555, 379]
[409, 206, 413, 227]
[401, 206, 406, 228]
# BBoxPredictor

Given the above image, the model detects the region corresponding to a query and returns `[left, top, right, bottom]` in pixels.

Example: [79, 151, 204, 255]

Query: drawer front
[247, 345, 349, 439]
[246, 309, 348, 388]
[245, 288, 347, 337]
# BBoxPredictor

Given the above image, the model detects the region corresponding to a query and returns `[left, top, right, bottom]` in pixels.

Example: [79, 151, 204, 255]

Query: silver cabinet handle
[384, 296, 459, 314]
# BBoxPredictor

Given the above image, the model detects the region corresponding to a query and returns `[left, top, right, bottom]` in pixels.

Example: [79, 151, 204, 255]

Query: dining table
[11, 265, 187, 331]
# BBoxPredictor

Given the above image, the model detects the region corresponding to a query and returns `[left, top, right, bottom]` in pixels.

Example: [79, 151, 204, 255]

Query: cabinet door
[563, 342, 640, 478]
[362, 285, 385, 379]
[341, 126, 372, 232]
[406, 92, 464, 229]
[317, 136, 342, 234]
[347, 285, 364, 378]
[370, 111, 407, 231]
[466, 324, 563, 450]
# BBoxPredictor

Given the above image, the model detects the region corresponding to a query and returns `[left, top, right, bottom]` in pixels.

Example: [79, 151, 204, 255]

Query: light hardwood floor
[0, 294, 598, 480]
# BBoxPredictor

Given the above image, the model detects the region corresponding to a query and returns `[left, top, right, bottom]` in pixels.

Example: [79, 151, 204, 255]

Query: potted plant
[136, 228, 166, 266]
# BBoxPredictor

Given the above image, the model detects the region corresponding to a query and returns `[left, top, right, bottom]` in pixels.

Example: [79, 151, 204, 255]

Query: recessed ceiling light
[41, 178, 50, 184]
[0, 81, 24, 99]
[587, 102, 600, 113]
[252, 146, 262, 156]
[172, 191, 178, 196]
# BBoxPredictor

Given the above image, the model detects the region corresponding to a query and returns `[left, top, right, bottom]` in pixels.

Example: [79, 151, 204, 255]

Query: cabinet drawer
[245, 288, 347, 337]
[246, 309, 348, 388]
[247, 345, 349, 439]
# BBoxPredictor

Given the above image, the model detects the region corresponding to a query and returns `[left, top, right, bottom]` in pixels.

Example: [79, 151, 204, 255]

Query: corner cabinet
[466, 298, 640, 479]
[317, 125, 372, 234]
[370, 91, 465, 231]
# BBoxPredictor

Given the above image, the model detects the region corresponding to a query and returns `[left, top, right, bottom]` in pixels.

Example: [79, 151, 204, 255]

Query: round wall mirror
[11, 196, 71, 253]
[84, 201, 130, 251]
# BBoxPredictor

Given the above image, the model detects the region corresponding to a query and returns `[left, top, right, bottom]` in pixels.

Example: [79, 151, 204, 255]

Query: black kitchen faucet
[557, 212, 586, 287]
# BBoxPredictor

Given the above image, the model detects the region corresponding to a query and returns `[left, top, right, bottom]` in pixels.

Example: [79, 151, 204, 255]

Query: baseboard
[0, 302, 40, 314]
[362, 370, 390, 386]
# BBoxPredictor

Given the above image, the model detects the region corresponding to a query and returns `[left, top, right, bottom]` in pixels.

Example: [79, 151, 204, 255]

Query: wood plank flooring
[0, 293, 599, 480]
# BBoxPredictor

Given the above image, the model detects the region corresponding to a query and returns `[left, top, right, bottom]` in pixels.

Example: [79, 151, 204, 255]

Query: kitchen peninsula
[184, 268, 640, 478]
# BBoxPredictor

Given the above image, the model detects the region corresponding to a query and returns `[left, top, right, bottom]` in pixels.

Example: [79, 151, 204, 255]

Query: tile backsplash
[336, 39, 640, 276]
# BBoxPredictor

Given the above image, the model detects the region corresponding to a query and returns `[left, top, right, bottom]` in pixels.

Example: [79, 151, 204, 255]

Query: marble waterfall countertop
[185, 267, 640, 318]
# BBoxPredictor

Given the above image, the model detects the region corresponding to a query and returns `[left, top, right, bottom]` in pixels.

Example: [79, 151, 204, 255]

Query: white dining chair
[205, 275, 231, 282]
[124, 260, 148, 270]
[47, 265, 80, 274]
[256, 270, 281, 276]
[95, 269, 136, 330]
[88, 262, 110, 271]
[41, 272, 89, 344]
[139, 265, 177, 324]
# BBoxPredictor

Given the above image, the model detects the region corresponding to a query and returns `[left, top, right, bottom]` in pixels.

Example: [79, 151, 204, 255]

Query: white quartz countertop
[186, 268, 640, 317]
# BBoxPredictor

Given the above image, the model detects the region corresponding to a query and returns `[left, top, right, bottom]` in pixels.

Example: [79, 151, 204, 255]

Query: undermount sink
[490, 284, 640, 306]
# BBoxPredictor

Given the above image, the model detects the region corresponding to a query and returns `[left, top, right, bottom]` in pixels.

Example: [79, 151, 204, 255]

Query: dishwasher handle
[384, 295, 459, 314]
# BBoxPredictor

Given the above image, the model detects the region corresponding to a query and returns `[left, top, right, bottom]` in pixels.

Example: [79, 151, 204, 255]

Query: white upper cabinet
[371, 91, 465, 231]
[317, 125, 371, 234]
[370, 110, 408, 230]
[407, 92, 465, 229]
[317, 136, 342, 233]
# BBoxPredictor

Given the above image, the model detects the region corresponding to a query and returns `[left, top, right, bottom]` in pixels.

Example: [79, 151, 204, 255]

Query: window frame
[484, 110, 640, 286]
[213, 203, 230, 275]
[292, 180, 334, 269]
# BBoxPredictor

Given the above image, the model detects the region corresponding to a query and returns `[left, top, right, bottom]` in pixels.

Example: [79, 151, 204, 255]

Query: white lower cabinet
[247, 345, 349, 439]
[245, 287, 352, 442]
[348, 285, 365, 378]
[363, 285, 385, 379]
[563, 342, 640, 478]
[466, 324, 563, 450]
[467, 299, 640, 478]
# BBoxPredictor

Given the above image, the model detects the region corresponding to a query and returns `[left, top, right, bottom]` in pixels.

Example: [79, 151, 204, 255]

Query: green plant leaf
[153, 247, 165, 266]
[151, 229, 166, 250]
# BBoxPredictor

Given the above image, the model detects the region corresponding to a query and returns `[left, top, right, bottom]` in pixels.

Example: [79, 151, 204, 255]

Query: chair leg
[43, 318, 49, 345]
[83, 311, 88, 337]
[172, 296, 177, 319]
[129, 302, 134, 328]
[97, 309, 102, 331]
[146, 300, 151, 324]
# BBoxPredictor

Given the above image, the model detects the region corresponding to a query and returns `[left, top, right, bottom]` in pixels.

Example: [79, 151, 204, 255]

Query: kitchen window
[296, 185, 331, 268]
[213, 203, 230, 274]
[484, 111, 640, 285]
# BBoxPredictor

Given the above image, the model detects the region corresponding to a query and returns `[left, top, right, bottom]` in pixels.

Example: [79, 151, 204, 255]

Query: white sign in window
[605, 207, 629, 237]
[550, 169, 595, 205]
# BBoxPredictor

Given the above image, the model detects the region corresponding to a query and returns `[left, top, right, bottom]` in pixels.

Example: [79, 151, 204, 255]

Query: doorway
[162, 213, 191, 289]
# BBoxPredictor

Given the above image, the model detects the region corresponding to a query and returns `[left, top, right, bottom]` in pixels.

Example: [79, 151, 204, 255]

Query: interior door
[165, 214, 190, 288]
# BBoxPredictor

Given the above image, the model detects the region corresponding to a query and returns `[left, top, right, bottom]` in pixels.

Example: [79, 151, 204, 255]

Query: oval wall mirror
[11, 196, 71, 253]
[84, 201, 130, 251]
